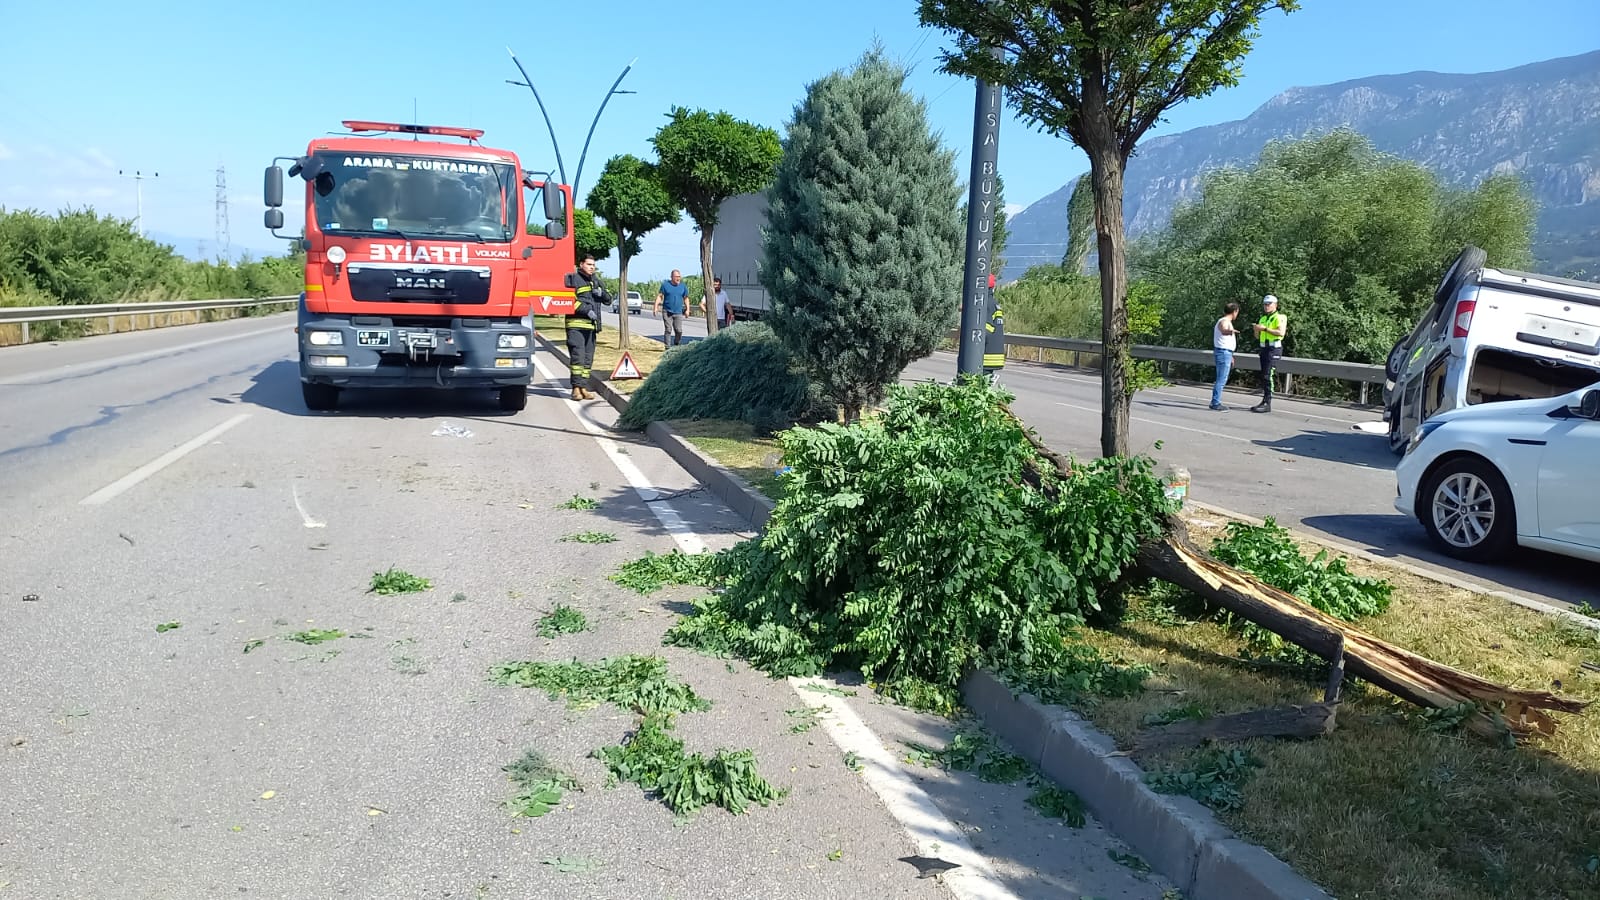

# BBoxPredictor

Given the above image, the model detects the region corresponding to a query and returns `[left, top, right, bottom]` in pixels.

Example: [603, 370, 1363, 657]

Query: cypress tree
[762, 49, 963, 422]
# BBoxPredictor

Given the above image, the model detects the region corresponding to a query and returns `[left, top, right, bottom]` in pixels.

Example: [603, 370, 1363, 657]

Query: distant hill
[1003, 49, 1600, 281]
[146, 231, 287, 265]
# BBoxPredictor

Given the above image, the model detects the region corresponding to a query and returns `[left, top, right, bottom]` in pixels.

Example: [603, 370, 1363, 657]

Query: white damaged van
[1383, 246, 1600, 453]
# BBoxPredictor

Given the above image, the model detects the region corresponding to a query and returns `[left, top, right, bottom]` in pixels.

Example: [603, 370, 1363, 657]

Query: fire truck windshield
[308, 152, 517, 242]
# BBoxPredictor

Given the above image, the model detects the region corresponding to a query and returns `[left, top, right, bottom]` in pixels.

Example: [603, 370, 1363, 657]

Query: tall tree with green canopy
[652, 107, 782, 336]
[919, 0, 1299, 457]
[1136, 128, 1536, 364]
[762, 49, 964, 423]
[571, 208, 617, 264]
[588, 154, 681, 350]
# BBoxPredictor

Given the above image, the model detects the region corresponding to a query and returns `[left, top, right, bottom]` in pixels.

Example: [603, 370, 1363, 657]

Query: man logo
[395, 276, 446, 290]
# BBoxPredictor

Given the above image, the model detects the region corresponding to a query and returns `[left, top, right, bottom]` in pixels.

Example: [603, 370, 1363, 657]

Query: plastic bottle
[1161, 464, 1190, 507]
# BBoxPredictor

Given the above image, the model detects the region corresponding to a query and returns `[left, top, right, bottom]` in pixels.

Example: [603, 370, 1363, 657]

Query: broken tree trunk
[1134, 703, 1339, 755]
[1136, 518, 1588, 740]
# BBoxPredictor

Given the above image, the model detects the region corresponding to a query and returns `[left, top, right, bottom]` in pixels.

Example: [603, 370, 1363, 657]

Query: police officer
[982, 272, 1005, 378]
[1251, 294, 1287, 413]
[563, 254, 608, 401]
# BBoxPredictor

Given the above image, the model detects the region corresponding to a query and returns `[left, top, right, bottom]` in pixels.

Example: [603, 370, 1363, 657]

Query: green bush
[662, 377, 1173, 712]
[616, 321, 832, 432]
[0, 207, 300, 310]
[1205, 517, 1393, 660]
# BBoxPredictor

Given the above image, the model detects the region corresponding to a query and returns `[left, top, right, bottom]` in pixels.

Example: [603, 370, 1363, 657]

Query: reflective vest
[1257, 311, 1286, 347]
[983, 299, 1005, 371]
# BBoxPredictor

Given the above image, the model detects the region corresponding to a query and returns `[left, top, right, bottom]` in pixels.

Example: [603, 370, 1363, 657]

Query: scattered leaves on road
[537, 604, 590, 638]
[559, 531, 618, 544]
[558, 494, 600, 510]
[285, 629, 345, 645]
[542, 856, 602, 874]
[155, 621, 181, 633]
[489, 656, 709, 716]
[369, 567, 433, 595]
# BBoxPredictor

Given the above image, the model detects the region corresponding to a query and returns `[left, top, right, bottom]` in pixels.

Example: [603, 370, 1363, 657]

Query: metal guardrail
[0, 296, 298, 343]
[958, 330, 1387, 404]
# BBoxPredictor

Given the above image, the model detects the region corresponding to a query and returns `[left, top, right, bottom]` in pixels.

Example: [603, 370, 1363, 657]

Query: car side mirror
[1580, 389, 1600, 419]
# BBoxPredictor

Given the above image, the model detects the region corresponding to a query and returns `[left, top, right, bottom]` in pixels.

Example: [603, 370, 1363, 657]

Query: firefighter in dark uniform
[983, 272, 1005, 377]
[563, 254, 608, 401]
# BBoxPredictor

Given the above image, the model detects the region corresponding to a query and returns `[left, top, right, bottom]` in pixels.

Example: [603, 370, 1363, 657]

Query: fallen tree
[663, 378, 1586, 741]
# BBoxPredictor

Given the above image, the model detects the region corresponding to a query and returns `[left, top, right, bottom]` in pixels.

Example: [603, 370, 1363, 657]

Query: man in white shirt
[1211, 301, 1240, 410]
[712, 277, 733, 328]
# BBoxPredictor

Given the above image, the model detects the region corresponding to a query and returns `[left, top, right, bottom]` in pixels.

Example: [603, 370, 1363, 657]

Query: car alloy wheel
[1431, 470, 1497, 550]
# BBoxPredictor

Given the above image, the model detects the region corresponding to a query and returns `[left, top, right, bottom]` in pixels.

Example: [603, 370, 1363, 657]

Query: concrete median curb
[962, 670, 1332, 900]
[535, 333, 775, 531]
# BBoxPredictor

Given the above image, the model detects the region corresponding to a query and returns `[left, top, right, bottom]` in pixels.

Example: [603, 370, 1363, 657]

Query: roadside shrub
[662, 377, 1173, 712]
[616, 321, 832, 432]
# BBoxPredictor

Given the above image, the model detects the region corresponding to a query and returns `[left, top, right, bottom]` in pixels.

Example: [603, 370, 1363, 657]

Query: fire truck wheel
[498, 385, 528, 412]
[302, 382, 340, 411]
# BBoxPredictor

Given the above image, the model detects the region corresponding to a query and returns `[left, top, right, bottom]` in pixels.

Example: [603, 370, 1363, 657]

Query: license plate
[405, 331, 437, 349]
[356, 330, 390, 347]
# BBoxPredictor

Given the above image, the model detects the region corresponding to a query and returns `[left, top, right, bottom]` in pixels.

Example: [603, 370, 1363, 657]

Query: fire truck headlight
[497, 334, 529, 349]
[326, 246, 347, 264]
[308, 355, 348, 367]
[307, 330, 343, 346]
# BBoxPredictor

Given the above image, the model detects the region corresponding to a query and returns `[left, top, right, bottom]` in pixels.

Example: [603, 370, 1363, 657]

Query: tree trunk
[1135, 520, 1588, 740]
[1133, 703, 1338, 755]
[1088, 146, 1130, 459]
[616, 225, 631, 351]
[699, 225, 719, 338]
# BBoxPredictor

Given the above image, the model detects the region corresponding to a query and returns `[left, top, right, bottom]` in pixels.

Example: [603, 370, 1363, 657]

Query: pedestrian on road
[563, 254, 608, 401]
[712, 277, 734, 328]
[1251, 294, 1287, 413]
[1211, 301, 1240, 410]
[655, 270, 690, 346]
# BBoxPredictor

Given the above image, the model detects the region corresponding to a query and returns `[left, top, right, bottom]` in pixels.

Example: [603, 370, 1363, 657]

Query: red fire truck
[263, 120, 576, 412]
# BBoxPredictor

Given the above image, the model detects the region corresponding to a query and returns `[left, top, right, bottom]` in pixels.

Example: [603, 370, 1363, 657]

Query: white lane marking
[1055, 400, 1255, 444]
[79, 414, 252, 506]
[2, 322, 289, 386]
[291, 484, 326, 528]
[530, 354, 705, 555]
[791, 677, 1018, 900]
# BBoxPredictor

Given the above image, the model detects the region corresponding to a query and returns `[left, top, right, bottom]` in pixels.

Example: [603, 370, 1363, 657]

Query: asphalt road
[0, 316, 1173, 900]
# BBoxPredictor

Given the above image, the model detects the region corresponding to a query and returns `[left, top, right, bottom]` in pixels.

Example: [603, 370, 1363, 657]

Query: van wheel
[1385, 338, 1408, 382]
[302, 382, 339, 411]
[1420, 456, 1516, 561]
[498, 385, 528, 412]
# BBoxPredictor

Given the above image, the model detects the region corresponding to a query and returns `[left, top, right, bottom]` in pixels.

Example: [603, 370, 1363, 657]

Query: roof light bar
[341, 120, 485, 141]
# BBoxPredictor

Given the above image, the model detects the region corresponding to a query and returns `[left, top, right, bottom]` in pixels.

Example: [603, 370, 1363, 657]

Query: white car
[1394, 381, 1600, 563]
[624, 290, 642, 314]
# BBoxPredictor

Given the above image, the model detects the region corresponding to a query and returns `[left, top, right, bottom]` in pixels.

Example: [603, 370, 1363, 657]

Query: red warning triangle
[610, 351, 642, 380]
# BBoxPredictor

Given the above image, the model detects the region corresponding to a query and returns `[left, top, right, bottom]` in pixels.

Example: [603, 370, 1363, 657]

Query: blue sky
[1, 0, 1596, 279]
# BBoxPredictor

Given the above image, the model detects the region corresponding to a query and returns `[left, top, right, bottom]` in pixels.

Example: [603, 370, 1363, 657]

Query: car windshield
[309, 152, 516, 242]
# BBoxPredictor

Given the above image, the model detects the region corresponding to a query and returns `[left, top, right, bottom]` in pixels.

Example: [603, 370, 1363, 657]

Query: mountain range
[1002, 49, 1600, 281]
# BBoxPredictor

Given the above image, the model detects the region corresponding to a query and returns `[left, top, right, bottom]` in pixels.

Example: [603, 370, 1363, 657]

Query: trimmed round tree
[762, 49, 963, 422]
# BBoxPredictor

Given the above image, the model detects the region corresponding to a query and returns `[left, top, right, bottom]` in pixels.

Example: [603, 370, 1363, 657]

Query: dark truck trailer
[715, 193, 771, 321]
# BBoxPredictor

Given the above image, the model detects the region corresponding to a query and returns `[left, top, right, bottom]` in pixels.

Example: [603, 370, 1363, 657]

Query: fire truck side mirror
[264, 166, 284, 208]
[543, 184, 564, 224]
[264, 208, 285, 230]
[544, 220, 567, 241]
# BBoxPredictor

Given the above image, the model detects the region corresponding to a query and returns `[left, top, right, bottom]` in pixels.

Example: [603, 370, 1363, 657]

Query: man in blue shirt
[655, 270, 690, 346]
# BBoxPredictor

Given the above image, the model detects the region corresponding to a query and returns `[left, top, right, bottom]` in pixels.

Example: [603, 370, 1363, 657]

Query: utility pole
[507, 50, 638, 199]
[214, 165, 231, 262]
[506, 47, 568, 186]
[118, 169, 159, 238]
[957, 44, 1003, 378]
